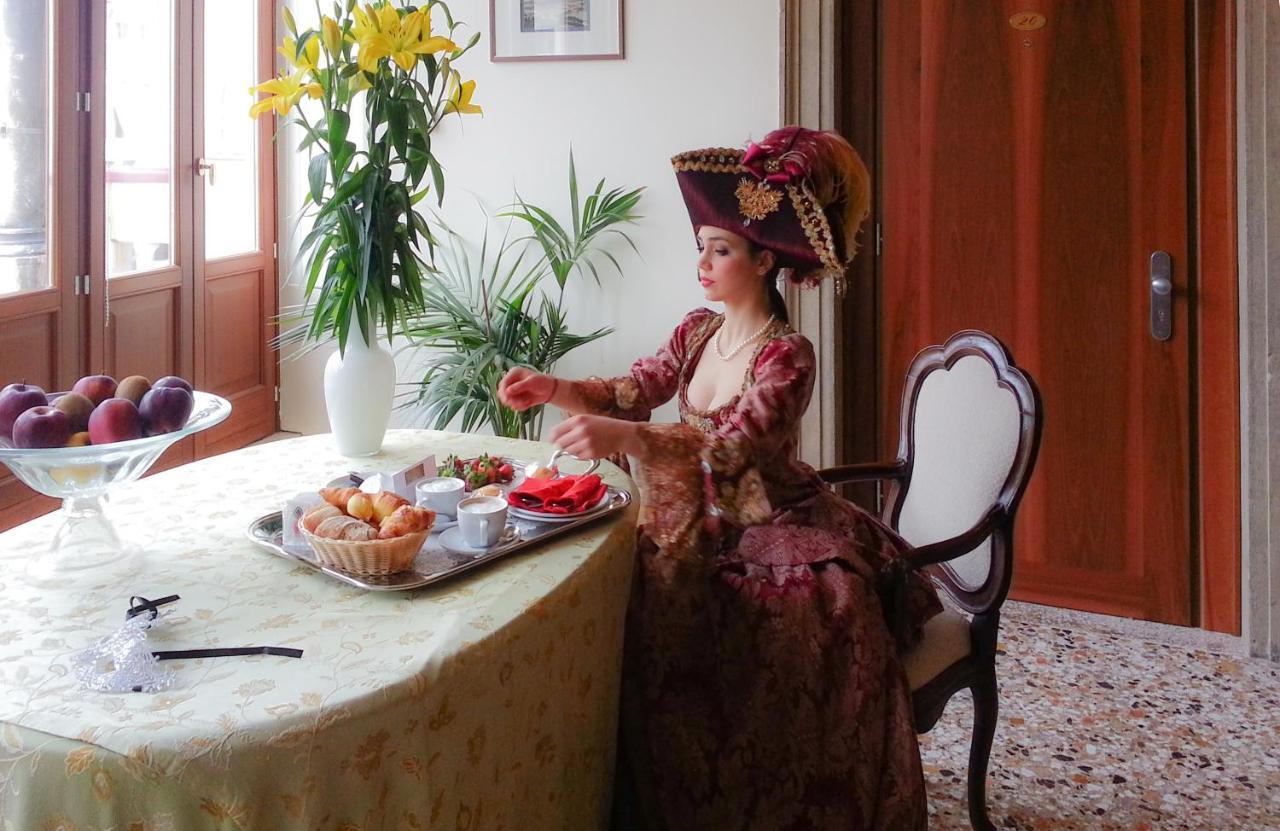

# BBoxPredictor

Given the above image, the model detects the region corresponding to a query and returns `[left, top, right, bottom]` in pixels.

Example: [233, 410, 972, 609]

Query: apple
[0, 382, 48, 436]
[73, 374, 118, 406]
[116, 375, 152, 406]
[138, 386, 194, 435]
[12, 406, 71, 448]
[152, 376, 193, 394]
[88, 398, 143, 445]
[52, 392, 95, 433]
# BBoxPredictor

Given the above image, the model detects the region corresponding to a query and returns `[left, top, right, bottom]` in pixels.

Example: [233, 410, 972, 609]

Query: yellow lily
[249, 70, 322, 118]
[357, 8, 457, 73]
[321, 16, 343, 57]
[351, 3, 399, 42]
[443, 72, 481, 115]
[277, 35, 320, 72]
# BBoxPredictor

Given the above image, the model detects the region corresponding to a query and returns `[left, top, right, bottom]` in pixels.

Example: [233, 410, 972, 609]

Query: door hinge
[273, 242, 278, 259]
[75, 91, 91, 112]
[273, 385, 280, 403]
[73, 274, 89, 295]
[874, 222, 883, 257]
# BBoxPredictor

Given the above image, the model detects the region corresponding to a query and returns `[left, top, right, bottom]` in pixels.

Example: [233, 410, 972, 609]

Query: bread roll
[371, 491, 410, 522]
[314, 515, 378, 541]
[473, 484, 503, 498]
[300, 504, 343, 534]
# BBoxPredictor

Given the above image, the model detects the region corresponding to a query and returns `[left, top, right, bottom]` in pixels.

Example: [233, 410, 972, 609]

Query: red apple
[139, 386, 194, 435]
[87, 398, 143, 445]
[73, 375, 118, 406]
[0, 382, 48, 436]
[12, 406, 71, 448]
[152, 376, 193, 394]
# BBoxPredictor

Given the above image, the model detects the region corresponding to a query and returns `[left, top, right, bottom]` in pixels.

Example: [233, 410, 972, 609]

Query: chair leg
[967, 669, 998, 831]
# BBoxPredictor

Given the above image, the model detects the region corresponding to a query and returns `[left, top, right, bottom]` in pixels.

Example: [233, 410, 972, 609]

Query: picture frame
[489, 0, 625, 62]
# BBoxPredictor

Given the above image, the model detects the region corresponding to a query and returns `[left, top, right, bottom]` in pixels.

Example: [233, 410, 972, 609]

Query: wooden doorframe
[1238, 0, 1280, 660]
[810, 0, 1241, 633]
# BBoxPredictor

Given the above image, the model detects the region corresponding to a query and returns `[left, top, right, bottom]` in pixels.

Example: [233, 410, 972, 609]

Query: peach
[116, 375, 152, 406]
[53, 392, 95, 433]
[87, 398, 143, 445]
[72, 375, 117, 406]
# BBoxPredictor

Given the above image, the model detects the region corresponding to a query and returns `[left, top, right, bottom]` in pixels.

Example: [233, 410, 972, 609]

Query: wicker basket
[302, 527, 430, 576]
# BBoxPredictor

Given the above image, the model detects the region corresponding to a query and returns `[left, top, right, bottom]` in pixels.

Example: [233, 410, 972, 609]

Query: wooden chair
[819, 330, 1042, 831]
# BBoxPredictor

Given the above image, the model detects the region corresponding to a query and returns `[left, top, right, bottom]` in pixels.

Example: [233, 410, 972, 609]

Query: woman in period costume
[498, 127, 940, 830]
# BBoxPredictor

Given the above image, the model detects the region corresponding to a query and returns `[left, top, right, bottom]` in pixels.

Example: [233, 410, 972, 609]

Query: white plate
[507, 491, 611, 524]
[430, 514, 458, 533]
[438, 525, 518, 554]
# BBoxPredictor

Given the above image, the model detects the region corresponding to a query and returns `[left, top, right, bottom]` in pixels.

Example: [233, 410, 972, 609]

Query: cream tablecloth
[0, 430, 638, 830]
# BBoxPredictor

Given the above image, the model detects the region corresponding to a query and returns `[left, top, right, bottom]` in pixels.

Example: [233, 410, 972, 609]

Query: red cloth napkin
[508, 474, 606, 514]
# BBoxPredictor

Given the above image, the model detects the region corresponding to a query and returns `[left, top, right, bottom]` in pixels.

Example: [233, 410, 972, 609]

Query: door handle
[1149, 251, 1172, 341]
[195, 157, 215, 186]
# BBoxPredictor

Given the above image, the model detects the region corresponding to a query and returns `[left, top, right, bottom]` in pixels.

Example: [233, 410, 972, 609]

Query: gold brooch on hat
[735, 178, 783, 223]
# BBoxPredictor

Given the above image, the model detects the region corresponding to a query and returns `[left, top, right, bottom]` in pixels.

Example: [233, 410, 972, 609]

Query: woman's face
[695, 226, 773, 305]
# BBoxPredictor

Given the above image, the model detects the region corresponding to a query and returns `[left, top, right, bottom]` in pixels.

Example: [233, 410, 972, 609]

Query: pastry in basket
[319, 486, 360, 509]
[314, 515, 378, 541]
[378, 505, 435, 539]
[300, 504, 344, 534]
[472, 483, 503, 498]
[371, 491, 410, 522]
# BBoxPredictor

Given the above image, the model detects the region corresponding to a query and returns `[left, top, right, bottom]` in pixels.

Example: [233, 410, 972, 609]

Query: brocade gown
[578, 309, 941, 831]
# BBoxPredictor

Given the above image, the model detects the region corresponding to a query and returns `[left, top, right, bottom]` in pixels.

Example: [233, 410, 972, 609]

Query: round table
[0, 431, 638, 830]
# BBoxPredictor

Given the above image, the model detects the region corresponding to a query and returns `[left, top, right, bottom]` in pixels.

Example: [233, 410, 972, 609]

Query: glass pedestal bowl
[0, 391, 231, 584]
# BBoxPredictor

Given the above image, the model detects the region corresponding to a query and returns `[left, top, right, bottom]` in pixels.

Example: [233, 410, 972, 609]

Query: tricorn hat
[671, 126, 871, 291]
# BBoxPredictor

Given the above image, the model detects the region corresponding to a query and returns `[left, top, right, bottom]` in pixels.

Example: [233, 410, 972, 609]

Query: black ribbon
[124, 594, 302, 691]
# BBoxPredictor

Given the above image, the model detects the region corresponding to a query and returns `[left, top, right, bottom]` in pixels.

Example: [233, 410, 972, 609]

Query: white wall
[277, 0, 782, 435]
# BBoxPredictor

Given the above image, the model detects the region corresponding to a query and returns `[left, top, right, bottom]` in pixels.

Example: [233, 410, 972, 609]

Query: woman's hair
[748, 240, 790, 324]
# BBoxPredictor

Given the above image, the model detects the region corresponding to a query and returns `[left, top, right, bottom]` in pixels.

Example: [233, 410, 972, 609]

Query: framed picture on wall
[490, 0, 624, 62]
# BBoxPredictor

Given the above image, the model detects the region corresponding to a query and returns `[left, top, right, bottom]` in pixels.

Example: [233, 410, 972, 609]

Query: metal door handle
[196, 158, 215, 186]
[1149, 251, 1172, 341]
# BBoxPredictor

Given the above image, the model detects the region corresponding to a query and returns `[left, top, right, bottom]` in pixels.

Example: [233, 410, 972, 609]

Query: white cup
[416, 476, 465, 516]
[456, 495, 508, 548]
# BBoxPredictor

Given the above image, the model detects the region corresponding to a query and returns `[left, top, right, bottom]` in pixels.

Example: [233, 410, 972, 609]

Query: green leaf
[327, 110, 350, 151]
[308, 153, 329, 204]
[430, 158, 446, 207]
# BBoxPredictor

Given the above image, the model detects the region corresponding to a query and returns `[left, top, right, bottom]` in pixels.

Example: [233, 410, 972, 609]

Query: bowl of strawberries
[438, 453, 519, 493]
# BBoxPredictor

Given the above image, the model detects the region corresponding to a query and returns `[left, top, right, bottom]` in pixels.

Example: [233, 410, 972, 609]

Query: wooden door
[0, 1, 86, 528]
[192, 0, 278, 456]
[879, 1, 1194, 624]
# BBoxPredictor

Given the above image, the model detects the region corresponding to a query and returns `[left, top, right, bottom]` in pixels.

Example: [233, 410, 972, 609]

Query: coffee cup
[456, 495, 508, 548]
[416, 476, 465, 516]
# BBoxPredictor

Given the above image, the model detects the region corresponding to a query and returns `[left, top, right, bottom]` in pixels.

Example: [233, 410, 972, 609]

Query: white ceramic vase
[323, 334, 396, 457]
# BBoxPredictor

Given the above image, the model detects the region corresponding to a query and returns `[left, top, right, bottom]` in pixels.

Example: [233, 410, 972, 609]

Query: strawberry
[497, 462, 513, 481]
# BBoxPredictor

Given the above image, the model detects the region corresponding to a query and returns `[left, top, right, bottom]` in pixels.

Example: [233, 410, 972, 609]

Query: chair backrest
[883, 330, 1042, 615]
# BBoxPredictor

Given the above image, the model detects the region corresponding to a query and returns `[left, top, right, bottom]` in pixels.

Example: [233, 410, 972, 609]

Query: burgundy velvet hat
[671, 126, 871, 291]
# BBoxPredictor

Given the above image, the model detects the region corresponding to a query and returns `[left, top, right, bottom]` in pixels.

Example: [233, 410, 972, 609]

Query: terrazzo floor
[919, 602, 1280, 830]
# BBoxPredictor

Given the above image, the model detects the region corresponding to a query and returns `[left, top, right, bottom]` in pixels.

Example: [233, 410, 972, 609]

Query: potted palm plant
[251, 1, 482, 455]
[401, 155, 643, 439]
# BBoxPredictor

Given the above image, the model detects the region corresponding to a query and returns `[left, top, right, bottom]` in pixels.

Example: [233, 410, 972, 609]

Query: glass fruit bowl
[0, 390, 231, 583]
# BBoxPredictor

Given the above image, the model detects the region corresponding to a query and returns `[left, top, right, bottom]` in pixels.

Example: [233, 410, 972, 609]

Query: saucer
[430, 514, 458, 533]
[438, 525, 517, 554]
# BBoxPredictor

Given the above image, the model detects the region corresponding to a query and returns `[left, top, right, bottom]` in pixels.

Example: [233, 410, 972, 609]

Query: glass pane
[0, 0, 51, 297]
[203, 0, 259, 259]
[105, 0, 174, 278]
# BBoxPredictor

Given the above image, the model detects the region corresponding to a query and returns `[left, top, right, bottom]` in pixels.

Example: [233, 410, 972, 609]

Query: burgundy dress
[577, 309, 941, 831]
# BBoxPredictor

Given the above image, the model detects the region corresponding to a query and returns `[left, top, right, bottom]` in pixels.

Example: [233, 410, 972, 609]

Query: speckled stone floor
[919, 602, 1280, 830]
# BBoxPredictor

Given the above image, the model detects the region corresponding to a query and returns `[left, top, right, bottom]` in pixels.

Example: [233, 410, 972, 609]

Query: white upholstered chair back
[895, 355, 1023, 591]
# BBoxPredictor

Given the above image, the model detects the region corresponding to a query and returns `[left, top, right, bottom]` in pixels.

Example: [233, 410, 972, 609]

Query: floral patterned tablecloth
[0, 430, 638, 831]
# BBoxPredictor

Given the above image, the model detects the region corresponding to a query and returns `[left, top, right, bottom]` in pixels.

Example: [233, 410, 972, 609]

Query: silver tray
[245, 485, 632, 591]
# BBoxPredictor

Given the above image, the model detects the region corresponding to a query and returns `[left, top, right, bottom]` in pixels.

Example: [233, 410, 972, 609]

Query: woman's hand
[498, 367, 555, 412]
[549, 415, 641, 460]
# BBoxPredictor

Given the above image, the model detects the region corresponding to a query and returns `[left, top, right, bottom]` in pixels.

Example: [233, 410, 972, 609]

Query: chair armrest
[903, 505, 1006, 571]
[818, 460, 908, 485]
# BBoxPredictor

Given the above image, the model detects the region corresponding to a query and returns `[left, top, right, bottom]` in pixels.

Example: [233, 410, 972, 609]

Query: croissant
[319, 486, 360, 509]
[300, 504, 343, 534]
[378, 505, 436, 539]
[370, 491, 410, 522]
[314, 515, 378, 541]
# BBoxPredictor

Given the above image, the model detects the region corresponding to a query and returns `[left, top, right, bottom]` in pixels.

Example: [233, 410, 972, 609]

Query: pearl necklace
[713, 315, 775, 361]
